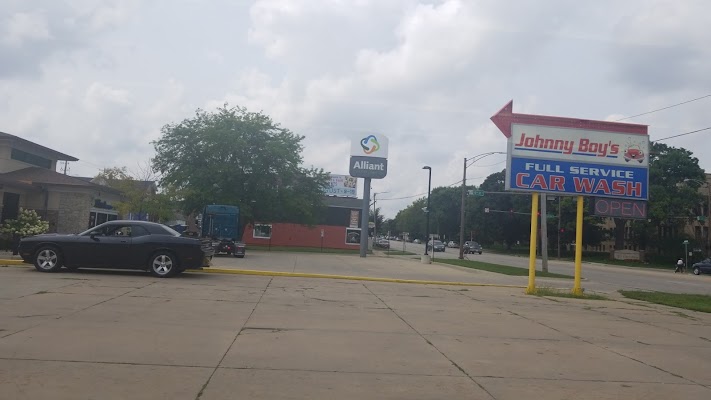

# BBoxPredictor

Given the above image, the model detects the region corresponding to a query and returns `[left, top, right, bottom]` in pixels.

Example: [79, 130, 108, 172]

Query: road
[386, 240, 711, 295]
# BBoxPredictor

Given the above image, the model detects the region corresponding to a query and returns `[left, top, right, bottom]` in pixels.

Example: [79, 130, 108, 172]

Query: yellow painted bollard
[526, 193, 539, 294]
[572, 195, 584, 296]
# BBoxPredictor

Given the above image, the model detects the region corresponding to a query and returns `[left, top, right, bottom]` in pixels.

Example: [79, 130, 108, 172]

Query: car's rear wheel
[34, 246, 63, 272]
[149, 251, 178, 278]
[693, 266, 700, 275]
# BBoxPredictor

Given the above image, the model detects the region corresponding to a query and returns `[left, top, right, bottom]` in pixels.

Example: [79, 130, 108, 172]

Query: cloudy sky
[2, 0, 710, 218]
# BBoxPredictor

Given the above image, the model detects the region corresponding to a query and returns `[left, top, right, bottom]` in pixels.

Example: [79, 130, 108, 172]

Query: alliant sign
[349, 134, 389, 179]
[492, 101, 649, 201]
[591, 197, 647, 219]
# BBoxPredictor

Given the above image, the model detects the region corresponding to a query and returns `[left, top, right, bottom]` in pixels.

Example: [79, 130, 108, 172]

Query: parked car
[18, 220, 214, 278]
[691, 258, 711, 275]
[413, 239, 421, 244]
[428, 240, 446, 252]
[375, 239, 390, 249]
[463, 241, 483, 254]
[447, 241, 458, 248]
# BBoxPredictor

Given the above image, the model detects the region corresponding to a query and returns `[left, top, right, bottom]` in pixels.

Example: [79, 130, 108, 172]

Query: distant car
[413, 239, 421, 244]
[447, 241, 458, 248]
[691, 258, 711, 275]
[463, 241, 483, 254]
[428, 240, 446, 252]
[375, 239, 390, 249]
[19, 220, 214, 278]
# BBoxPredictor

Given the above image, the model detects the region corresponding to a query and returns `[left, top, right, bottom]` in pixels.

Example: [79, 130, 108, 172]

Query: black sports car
[691, 258, 711, 275]
[18, 220, 214, 278]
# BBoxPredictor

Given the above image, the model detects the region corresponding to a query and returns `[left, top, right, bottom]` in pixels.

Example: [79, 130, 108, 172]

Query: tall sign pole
[491, 100, 648, 295]
[349, 134, 389, 258]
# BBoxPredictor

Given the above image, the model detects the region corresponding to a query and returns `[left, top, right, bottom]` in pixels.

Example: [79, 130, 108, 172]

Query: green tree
[152, 104, 329, 226]
[94, 166, 175, 222]
[613, 143, 704, 254]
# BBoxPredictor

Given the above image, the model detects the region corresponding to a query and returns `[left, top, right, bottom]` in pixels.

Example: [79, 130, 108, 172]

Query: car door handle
[120, 240, 128, 243]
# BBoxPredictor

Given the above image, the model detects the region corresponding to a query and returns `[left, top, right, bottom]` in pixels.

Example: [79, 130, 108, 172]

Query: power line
[615, 94, 711, 121]
[653, 126, 711, 142]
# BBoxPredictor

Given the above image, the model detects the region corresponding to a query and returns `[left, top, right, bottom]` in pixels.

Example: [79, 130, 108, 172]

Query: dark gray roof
[0, 131, 79, 161]
[0, 167, 122, 194]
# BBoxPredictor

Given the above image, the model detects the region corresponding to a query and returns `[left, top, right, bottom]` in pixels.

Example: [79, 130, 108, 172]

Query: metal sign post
[349, 134, 389, 258]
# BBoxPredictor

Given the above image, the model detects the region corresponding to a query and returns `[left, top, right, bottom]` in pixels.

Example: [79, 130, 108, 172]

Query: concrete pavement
[2, 255, 711, 399]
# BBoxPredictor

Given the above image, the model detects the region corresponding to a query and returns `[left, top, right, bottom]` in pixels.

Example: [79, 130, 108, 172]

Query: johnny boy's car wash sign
[492, 101, 649, 200]
[349, 134, 389, 179]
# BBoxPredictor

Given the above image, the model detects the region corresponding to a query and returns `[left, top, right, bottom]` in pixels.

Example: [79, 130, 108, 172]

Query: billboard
[322, 174, 358, 198]
[506, 124, 649, 200]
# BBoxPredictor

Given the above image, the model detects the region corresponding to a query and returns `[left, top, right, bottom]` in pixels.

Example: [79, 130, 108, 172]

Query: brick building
[0, 131, 123, 233]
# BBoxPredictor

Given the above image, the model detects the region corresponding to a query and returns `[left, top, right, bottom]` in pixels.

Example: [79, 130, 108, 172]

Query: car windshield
[433, 241, 443, 245]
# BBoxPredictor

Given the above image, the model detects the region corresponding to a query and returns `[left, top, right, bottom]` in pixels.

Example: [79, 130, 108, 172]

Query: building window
[11, 148, 52, 169]
[345, 228, 361, 245]
[88, 210, 118, 229]
[253, 224, 272, 239]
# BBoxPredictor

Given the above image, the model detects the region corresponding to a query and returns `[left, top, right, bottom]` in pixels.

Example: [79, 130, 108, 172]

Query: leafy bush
[0, 208, 50, 237]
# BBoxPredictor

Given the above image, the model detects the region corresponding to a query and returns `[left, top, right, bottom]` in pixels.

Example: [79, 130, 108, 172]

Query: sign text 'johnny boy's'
[506, 125, 649, 200]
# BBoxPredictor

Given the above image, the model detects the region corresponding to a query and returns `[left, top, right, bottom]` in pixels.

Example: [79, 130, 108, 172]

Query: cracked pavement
[1, 262, 711, 399]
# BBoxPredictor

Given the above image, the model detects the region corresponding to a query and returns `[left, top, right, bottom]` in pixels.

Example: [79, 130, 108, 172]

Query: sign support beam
[360, 178, 371, 258]
[526, 193, 539, 294]
[572, 195, 584, 295]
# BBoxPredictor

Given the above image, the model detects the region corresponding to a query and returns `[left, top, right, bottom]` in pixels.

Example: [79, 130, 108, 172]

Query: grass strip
[619, 290, 711, 313]
[436, 259, 573, 279]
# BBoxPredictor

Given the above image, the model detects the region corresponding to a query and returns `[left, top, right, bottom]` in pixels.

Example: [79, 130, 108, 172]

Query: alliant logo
[360, 135, 380, 154]
[514, 133, 621, 158]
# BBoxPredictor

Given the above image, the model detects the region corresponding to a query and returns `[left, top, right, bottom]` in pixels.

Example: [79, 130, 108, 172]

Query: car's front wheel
[693, 266, 700, 275]
[34, 246, 63, 272]
[149, 251, 178, 278]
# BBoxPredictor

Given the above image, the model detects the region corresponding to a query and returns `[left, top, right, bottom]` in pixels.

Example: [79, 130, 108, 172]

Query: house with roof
[0, 131, 123, 234]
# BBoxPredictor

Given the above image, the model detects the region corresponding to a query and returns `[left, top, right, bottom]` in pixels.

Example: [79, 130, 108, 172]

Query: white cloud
[2, 0, 711, 217]
[2, 12, 52, 46]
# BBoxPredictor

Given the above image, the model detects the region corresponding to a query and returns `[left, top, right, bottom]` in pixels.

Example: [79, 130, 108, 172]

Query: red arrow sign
[490, 100, 647, 138]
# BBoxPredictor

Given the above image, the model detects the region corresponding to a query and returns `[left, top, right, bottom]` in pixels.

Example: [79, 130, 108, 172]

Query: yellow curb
[194, 268, 527, 288]
[0, 259, 27, 265]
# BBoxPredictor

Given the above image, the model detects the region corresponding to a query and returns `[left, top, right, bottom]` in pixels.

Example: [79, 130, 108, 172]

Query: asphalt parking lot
[2, 256, 711, 399]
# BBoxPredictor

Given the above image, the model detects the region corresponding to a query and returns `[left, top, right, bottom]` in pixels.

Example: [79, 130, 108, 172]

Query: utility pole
[540, 193, 549, 273]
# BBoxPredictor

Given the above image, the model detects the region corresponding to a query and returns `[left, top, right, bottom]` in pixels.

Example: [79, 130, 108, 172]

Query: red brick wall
[242, 223, 362, 250]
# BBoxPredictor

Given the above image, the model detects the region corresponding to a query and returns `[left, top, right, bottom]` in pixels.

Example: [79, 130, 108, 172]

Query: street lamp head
[422, 166, 431, 170]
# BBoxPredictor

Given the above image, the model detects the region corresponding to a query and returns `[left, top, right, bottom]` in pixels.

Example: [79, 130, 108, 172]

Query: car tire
[478, 251, 482, 255]
[33, 246, 63, 272]
[149, 251, 178, 278]
[693, 267, 700, 275]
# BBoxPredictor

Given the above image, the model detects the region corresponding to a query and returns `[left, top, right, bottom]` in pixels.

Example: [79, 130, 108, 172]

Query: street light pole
[458, 152, 506, 259]
[423, 166, 432, 256]
[372, 191, 389, 243]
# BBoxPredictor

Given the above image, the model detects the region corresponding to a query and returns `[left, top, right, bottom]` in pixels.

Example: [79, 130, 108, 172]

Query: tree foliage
[152, 104, 330, 225]
[94, 166, 175, 223]
[616, 142, 705, 254]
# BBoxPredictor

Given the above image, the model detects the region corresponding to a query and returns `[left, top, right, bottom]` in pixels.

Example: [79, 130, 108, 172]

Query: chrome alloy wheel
[37, 249, 59, 270]
[151, 254, 174, 276]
